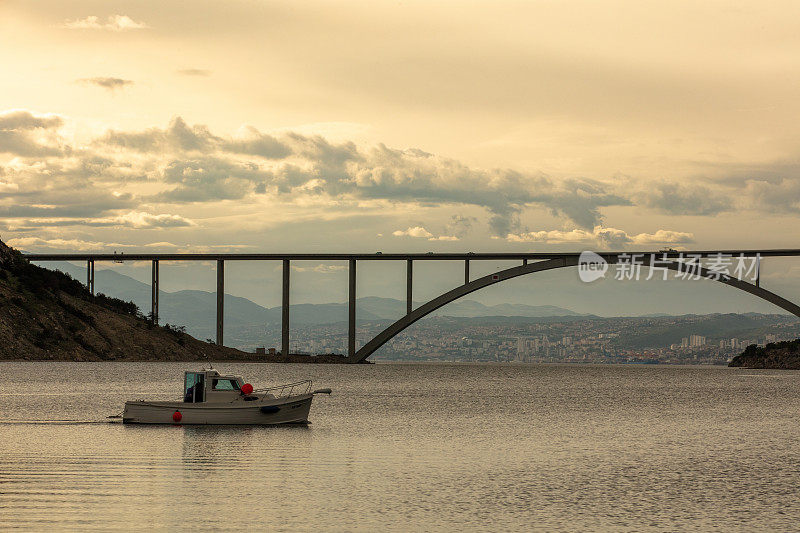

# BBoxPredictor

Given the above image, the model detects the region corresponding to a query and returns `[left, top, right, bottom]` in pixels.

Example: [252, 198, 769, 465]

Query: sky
[2, 0, 800, 313]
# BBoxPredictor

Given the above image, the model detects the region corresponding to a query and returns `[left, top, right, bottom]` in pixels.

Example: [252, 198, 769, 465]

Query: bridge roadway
[24, 249, 800, 362]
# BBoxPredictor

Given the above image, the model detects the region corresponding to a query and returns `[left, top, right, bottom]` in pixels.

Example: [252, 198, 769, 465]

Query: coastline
[728, 340, 800, 370]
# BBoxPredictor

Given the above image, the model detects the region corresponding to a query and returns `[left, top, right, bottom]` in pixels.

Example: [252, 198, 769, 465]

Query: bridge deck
[22, 249, 800, 261]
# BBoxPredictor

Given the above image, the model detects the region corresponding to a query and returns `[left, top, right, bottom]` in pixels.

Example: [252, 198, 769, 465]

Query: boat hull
[122, 394, 313, 425]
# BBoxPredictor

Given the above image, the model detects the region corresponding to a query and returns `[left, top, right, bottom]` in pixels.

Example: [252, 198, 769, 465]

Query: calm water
[1, 362, 799, 531]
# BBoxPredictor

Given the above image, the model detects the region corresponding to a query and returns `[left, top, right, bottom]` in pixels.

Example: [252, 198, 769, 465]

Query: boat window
[184, 373, 205, 403]
[212, 378, 240, 391]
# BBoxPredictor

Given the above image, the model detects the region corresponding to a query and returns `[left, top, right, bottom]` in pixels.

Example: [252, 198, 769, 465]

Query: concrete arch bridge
[25, 250, 800, 362]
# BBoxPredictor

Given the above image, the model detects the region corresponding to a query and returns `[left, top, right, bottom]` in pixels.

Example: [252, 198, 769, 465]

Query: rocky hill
[728, 340, 800, 369]
[0, 239, 257, 361]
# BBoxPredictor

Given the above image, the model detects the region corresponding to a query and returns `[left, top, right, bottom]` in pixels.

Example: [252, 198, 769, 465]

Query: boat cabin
[184, 370, 245, 403]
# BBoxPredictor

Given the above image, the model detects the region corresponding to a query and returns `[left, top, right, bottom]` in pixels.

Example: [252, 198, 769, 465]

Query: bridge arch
[352, 256, 800, 362]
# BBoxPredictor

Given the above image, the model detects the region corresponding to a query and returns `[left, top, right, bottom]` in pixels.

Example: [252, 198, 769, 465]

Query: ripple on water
[1, 362, 800, 531]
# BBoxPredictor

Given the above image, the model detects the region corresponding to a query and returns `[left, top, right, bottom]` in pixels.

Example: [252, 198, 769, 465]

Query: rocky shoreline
[0, 239, 360, 363]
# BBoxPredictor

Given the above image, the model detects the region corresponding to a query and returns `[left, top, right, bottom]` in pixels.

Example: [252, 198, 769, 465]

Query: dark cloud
[741, 178, 800, 214]
[102, 117, 220, 152]
[0, 110, 62, 130]
[0, 159, 137, 220]
[287, 133, 361, 168]
[341, 146, 625, 234]
[533, 178, 631, 229]
[3, 113, 765, 239]
[639, 182, 731, 216]
[157, 156, 265, 202]
[102, 118, 292, 158]
[445, 214, 477, 238]
[78, 77, 134, 91]
[222, 127, 292, 159]
[0, 110, 65, 156]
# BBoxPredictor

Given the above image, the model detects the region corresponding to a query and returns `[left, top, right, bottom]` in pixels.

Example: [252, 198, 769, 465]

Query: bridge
[24, 249, 800, 363]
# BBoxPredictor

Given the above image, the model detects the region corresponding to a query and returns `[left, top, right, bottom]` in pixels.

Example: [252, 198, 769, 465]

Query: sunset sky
[2, 1, 800, 312]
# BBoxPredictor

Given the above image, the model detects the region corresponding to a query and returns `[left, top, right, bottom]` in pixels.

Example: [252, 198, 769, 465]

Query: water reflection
[2, 362, 800, 530]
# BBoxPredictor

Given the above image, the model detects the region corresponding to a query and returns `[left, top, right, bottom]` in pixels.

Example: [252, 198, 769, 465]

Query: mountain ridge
[50, 263, 583, 327]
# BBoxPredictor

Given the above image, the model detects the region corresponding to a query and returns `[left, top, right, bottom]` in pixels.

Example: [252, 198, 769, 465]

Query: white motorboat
[122, 368, 331, 425]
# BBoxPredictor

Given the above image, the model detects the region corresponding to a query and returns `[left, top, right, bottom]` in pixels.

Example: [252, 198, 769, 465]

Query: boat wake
[0, 419, 118, 425]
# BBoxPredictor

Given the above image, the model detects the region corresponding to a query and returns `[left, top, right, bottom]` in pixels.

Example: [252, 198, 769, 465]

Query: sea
[1, 362, 799, 532]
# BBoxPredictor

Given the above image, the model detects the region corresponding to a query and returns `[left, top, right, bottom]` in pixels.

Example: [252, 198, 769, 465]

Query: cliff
[728, 340, 800, 369]
[0, 239, 338, 362]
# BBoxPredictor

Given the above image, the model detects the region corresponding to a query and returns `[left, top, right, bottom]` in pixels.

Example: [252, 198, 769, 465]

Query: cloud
[445, 214, 476, 239]
[90, 211, 196, 229]
[223, 126, 292, 159]
[0, 212, 192, 231]
[638, 182, 731, 216]
[102, 118, 291, 159]
[177, 69, 211, 77]
[157, 156, 266, 202]
[0, 110, 62, 130]
[0, 109, 65, 156]
[63, 15, 148, 31]
[143, 242, 180, 248]
[92, 117, 634, 232]
[506, 226, 695, 248]
[0, 158, 138, 222]
[78, 77, 133, 91]
[101, 117, 221, 152]
[740, 178, 800, 214]
[3, 112, 780, 246]
[0, 181, 19, 193]
[392, 226, 460, 241]
[630, 229, 695, 244]
[393, 226, 434, 238]
[7, 237, 130, 251]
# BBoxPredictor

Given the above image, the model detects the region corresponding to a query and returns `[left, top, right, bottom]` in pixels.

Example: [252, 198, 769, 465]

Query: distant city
[256, 314, 800, 365]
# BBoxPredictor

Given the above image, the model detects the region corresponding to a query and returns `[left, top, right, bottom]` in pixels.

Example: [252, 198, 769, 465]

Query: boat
[122, 368, 331, 425]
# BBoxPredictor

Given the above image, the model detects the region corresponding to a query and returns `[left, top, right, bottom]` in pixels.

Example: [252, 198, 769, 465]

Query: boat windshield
[211, 378, 240, 391]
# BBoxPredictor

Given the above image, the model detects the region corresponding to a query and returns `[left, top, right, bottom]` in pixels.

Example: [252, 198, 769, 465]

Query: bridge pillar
[282, 259, 290, 356]
[464, 259, 470, 284]
[151, 259, 159, 324]
[406, 259, 413, 314]
[348, 259, 356, 358]
[86, 260, 94, 295]
[216, 259, 224, 346]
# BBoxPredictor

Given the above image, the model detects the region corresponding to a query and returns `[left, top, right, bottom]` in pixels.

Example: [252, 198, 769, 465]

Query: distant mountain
[49, 264, 582, 345]
[613, 313, 795, 349]
[351, 296, 582, 320]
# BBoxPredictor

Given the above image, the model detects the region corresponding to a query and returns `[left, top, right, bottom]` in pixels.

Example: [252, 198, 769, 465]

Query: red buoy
[172, 410, 182, 423]
[241, 383, 254, 395]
